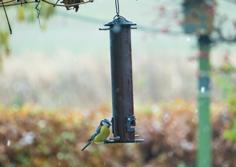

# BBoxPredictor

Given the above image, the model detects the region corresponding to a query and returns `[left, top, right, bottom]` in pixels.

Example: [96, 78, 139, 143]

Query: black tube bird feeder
[100, 1, 143, 143]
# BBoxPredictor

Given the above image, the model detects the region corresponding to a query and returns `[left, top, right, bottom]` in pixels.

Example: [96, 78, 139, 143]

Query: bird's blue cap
[101, 119, 111, 126]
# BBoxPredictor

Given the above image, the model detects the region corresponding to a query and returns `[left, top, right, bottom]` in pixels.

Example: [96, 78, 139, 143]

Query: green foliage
[17, 6, 26, 22]
[40, 3, 55, 20]
[215, 74, 235, 98]
[0, 30, 10, 69]
[15, 3, 56, 32]
[219, 63, 235, 74]
[227, 95, 236, 113]
[224, 120, 236, 141]
[16, 3, 55, 23]
[215, 72, 236, 142]
[0, 31, 10, 55]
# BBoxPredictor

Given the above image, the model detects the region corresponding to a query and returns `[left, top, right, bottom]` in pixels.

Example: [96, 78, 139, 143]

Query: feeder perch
[101, 16, 143, 144]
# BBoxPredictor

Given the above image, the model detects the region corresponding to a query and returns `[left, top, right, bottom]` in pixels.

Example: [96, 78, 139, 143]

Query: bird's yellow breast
[94, 126, 110, 144]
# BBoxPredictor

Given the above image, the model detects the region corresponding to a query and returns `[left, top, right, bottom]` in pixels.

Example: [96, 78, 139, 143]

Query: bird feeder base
[104, 137, 144, 144]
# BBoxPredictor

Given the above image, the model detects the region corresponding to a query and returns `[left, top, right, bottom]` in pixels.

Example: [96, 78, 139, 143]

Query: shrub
[0, 101, 235, 167]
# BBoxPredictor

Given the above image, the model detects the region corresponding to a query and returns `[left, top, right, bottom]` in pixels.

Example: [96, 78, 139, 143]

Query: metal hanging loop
[115, 0, 120, 17]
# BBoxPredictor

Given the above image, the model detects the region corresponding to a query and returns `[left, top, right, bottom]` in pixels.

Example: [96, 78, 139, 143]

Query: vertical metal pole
[197, 34, 212, 167]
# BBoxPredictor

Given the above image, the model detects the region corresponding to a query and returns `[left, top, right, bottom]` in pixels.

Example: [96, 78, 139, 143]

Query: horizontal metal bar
[104, 138, 144, 144]
[99, 28, 110, 31]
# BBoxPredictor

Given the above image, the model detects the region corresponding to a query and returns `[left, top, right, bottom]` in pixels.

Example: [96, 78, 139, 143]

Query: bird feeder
[61, 0, 93, 12]
[182, 0, 215, 35]
[100, 16, 143, 143]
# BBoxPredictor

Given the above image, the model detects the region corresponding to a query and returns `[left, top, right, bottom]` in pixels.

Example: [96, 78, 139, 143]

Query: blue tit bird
[81, 119, 111, 151]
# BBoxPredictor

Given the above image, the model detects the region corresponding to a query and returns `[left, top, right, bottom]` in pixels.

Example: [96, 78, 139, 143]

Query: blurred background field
[0, 0, 236, 108]
[0, 0, 236, 166]
[1, 53, 236, 108]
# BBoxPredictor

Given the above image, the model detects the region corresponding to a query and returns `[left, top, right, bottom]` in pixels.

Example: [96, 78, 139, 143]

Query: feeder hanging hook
[115, 0, 120, 17]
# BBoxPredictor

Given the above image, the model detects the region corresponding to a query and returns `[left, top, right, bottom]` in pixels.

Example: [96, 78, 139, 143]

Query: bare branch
[0, 0, 93, 8]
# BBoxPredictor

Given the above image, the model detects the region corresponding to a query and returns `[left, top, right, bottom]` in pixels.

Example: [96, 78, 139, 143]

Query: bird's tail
[81, 141, 91, 151]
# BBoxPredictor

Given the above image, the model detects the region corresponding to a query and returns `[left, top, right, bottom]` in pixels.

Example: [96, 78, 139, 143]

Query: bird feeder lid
[105, 16, 136, 27]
